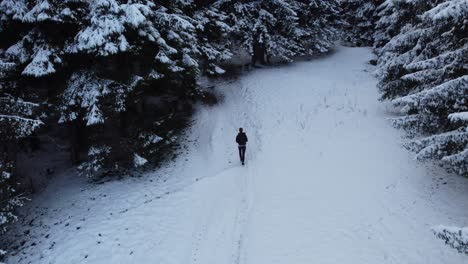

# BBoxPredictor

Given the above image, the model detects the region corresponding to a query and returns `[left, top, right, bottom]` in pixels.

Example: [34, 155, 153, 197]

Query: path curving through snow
[6, 47, 468, 264]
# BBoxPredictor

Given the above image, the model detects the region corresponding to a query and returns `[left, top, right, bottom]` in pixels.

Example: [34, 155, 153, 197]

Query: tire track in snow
[180, 76, 262, 264]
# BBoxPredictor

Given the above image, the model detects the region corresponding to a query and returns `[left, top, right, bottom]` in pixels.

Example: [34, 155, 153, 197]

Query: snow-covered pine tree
[340, 0, 381, 47]
[376, 0, 468, 176]
[0, 94, 40, 237]
[58, 0, 202, 176]
[193, 4, 233, 75]
[0, 1, 46, 235]
[432, 226, 468, 255]
[0, 0, 88, 173]
[0, 1, 84, 160]
[214, 0, 341, 64]
[373, 0, 442, 49]
[294, 0, 342, 54]
[211, 0, 257, 62]
[0, 0, 87, 77]
[0, 96, 42, 141]
[0, 0, 214, 179]
[375, 0, 446, 101]
[255, 0, 307, 62]
[0, 157, 27, 235]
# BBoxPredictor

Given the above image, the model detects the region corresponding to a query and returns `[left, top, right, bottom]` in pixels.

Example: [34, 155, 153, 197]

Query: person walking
[236, 128, 248, 165]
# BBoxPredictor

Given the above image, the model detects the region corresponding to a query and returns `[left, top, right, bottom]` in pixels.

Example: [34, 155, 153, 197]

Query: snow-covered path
[7, 47, 468, 264]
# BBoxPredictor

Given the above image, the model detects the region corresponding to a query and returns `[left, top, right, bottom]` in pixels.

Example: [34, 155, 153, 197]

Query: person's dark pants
[238, 146, 246, 164]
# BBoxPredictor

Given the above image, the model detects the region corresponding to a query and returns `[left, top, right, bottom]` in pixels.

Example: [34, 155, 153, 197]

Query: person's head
[239, 128, 243, 133]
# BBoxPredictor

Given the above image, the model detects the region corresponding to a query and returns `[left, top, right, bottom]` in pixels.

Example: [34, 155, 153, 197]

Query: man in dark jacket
[236, 128, 248, 165]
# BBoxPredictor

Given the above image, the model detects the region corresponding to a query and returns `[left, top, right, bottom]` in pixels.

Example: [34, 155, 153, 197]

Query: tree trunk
[69, 121, 81, 164]
[252, 39, 266, 66]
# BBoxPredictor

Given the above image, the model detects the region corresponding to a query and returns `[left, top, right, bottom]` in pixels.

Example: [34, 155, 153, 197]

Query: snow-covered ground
[5, 47, 468, 264]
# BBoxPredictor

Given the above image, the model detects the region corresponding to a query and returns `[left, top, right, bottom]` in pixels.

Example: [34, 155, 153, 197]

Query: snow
[148, 69, 164, 80]
[5, 47, 468, 263]
[0, 0, 27, 20]
[169, 65, 185, 72]
[164, 13, 194, 31]
[122, 4, 147, 28]
[140, 133, 163, 147]
[0, 114, 43, 138]
[155, 51, 172, 64]
[449, 112, 468, 122]
[182, 53, 199, 68]
[78, 146, 112, 177]
[1, 171, 10, 179]
[22, 0, 53, 23]
[21, 48, 58, 77]
[213, 65, 226, 75]
[133, 154, 148, 167]
[58, 71, 140, 126]
[5, 39, 30, 64]
[392, 75, 468, 107]
[86, 104, 104, 126]
[424, 0, 468, 22]
[71, 1, 128, 56]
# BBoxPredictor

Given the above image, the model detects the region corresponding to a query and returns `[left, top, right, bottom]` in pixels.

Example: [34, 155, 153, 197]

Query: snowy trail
[7, 47, 468, 264]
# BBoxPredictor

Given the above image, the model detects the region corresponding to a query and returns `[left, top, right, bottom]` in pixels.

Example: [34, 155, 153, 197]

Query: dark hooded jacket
[236, 132, 248, 146]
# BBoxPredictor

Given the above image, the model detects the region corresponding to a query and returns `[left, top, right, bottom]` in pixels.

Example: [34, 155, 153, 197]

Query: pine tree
[214, 0, 341, 64]
[0, 0, 197, 180]
[193, 5, 233, 75]
[375, 0, 468, 175]
[0, 90, 39, 238]
[0, 158, 27, 235]
[340, 0, 381, 46]
[59, 0, 203, 176]
[0, 94, 39, 234]
[295, 0, 342, 54]
[432, 225, 468, 255]
[373, 0, 443, 49]
[0, 0, 45, 234]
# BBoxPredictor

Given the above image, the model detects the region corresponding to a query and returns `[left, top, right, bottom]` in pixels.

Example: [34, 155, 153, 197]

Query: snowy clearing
[6, 47, 468, 264]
